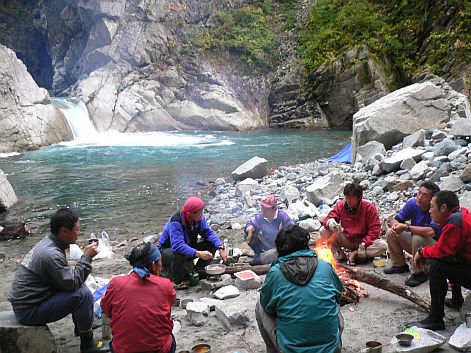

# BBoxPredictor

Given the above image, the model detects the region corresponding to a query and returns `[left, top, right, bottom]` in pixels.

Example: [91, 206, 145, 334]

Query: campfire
[313, 241, 367, 305]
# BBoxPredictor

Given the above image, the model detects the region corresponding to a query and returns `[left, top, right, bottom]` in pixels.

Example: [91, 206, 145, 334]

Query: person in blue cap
[101, 242, 177, 353]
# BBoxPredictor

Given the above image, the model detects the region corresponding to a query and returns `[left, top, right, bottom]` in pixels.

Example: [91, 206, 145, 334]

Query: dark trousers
[13, 285, 94, 332]
[161, 241, 217, 283]
[429, 259, 471, 320]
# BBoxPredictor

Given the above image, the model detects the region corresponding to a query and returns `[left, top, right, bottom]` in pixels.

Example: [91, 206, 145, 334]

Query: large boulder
[231, 157, 268, 181]
[438, 175, 465, 192]
[306, 173, 344, 206]
[450, 119, 471, 137]
[0, 45, 70, 152]
[352, 81, 471, 156]
[402, 129, 425, 149]
[0, 170, 18, 212]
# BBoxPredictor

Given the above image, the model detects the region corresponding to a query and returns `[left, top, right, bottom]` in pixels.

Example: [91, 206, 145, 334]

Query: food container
[191, 343, 211, 353]
[465, 313, 471, 328]
[396, 333, 414, 347]
[234, 270, 257, 281]
[365, 341, 382, 353]
[373, 257, 386, 267]
[204, 264, 226, 276]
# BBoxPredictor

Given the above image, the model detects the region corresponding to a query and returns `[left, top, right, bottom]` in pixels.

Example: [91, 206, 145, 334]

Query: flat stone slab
[0, 311, 57, 353]
[215, 301, 250, 331]
[213, 285, 240, 300]
[199, 297, 223, 311]
[200, 274, 233, 291]
[449, 323, 471, 351]
[391, 327, 446, 353]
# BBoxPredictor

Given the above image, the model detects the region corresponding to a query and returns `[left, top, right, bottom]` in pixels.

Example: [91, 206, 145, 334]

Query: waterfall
[51, 98, 98, 140]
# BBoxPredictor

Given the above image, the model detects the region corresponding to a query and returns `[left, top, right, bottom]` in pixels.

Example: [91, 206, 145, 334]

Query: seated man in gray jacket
[8, 208, 108, 353]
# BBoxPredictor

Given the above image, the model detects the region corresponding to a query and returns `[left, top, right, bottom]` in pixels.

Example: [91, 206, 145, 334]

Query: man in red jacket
[321, 183, 387, 265]
[101, 242, 176, 353]
[408, 190, 471, 331]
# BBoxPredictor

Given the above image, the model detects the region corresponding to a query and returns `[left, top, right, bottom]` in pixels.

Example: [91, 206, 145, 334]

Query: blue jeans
[110, 334, 176, 353]
[13, 285, 94, 332]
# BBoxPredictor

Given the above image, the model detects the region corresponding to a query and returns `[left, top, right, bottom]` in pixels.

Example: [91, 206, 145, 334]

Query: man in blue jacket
[158, 196, 227, 289]
[256, 225, 344, 353]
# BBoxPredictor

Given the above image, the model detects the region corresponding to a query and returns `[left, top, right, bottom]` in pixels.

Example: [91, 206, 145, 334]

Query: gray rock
[215, 301, 250, 331]
[381, 148, 426, 173]
[235, 178, 259, 196]
[410, 161, 430, 180]
[231, 157, 268, 181]
[355, 141, 386, 163]
[200, 274, 233, 291]
[433, 138, 459, 156]
[280, 185, 300, 204]
[450, 119, 471, 137]
[0, 170, 18, 211]
[234, 271, 262, 290]
[372, 164, 383, 176]
[213, 285, 240, 300]
[421, 152, 434, 160]
[215, 178, 225, 186]
[400, 158, 416, 171]
[387, 192, 399, 201]
[399, 173, 412, 180]
[372, 186, 384, 196]
[402, 130, 425, 149]
[352, 82, 468, 152]
[449, 147, 468, 160]
[0, 45, 70, 152]
[460, 164, 471, 183]
[306, 173, 344, 206]
[431, 130, 447, 140]
[0, 311, 57, 353]
[459, 191, 471, 210]
[186, 302, 210, 326]
[449, 324, 471, 352]
[299, 219, 321, 232]
[391, 327, 445, 352]
[438, 175, 465, 192]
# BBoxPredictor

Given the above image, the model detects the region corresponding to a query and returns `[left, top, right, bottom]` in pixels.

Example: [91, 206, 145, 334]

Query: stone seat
[0, 311, 57, 353]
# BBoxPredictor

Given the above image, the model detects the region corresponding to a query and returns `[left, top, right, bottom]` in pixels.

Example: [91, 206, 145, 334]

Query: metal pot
[191, 343, 211, 353]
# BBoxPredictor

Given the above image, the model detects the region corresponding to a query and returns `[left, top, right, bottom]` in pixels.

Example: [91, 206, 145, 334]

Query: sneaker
[383, 264, 409, 274]
[406, 316, 445, 331]
[445, 297, 464, 310]
[405, 273, 428, 287]
[173, 280, 190, 290]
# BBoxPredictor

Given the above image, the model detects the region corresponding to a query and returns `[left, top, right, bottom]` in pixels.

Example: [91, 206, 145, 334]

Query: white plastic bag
[93, 231, 114, 259]
[69, 244, 84, 260]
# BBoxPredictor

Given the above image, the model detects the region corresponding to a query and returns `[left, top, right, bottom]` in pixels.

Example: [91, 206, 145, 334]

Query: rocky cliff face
[2, 0, 268, 132]
[0, 44, 70, 152]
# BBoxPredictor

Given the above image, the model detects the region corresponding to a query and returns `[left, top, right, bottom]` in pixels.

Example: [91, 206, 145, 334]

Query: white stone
[306, 173, 344, 206]
[450, 119, 471, 137]
[213, 285, 240, 300]
[0, 170, 18, 210]
[235, 178, 259, 196]
[410, 161, 430, 180]
[449, 323, 471, 351]
[400, 158, 416, 171]
[215, 178, 225, 185]
[231, 156, 268, 181]
[381, 148, 425, 173]
[355, 141, 386, 163]
[215, 302, 250, 331]
[421, 152, 434, 160]
[186, 301, 210, 326]
[280, 185, 300, 204]
[449, 147, 468, 161]
[438, 175, 465, 192]
[199, 297, 223, 311]
[299, 218, 321, 232]
[402, 130, 425, 149]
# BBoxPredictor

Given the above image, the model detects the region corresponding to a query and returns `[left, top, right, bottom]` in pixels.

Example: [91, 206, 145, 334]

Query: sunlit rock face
[0, 44, 70, 153]
[49, 0, 269, 132]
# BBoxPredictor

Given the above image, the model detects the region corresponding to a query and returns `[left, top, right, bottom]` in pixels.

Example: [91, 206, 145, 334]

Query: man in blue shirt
[384, 181, 441, 287]
[256, 225, 343, 353]
[244, 194, 294, 265]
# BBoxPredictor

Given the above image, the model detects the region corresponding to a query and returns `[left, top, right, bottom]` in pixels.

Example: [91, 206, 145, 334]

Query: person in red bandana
[158, 196, 227, 289]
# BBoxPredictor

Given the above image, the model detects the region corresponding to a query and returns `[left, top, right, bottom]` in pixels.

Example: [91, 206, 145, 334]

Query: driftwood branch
[224, 263, 431, 311]
[338, 264, 431, 312]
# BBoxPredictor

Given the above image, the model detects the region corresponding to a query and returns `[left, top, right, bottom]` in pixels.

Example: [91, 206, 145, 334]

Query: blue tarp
[328, 142, 352, 163]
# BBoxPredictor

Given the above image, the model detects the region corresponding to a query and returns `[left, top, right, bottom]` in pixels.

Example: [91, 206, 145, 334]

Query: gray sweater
[8, 234, 93, 309]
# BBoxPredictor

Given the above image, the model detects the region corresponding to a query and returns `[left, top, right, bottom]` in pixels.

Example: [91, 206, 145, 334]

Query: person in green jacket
[256, 225, 344, 353]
